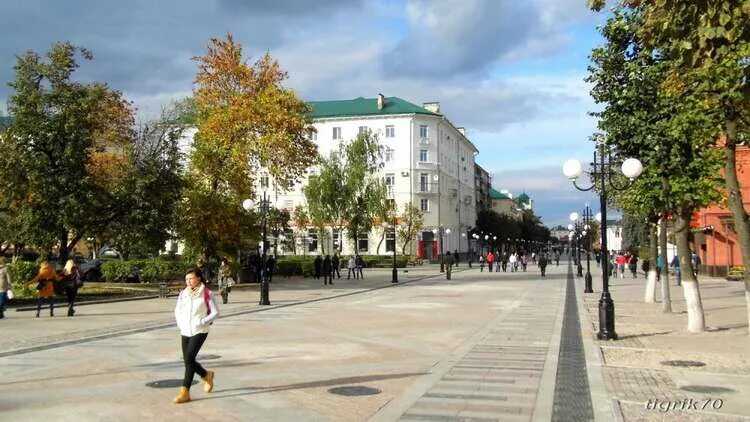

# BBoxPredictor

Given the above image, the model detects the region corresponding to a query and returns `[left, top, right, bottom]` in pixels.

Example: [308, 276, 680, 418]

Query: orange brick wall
[691, 146, 750, 275]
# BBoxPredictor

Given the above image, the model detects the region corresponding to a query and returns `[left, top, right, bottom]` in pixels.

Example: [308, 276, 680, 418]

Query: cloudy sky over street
[0, 0, 604, 226]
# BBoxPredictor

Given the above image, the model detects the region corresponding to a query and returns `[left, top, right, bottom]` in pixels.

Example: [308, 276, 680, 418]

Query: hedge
[101, 259, 193, 283]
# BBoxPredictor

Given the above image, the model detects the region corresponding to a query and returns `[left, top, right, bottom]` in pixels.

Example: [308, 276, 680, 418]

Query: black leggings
[181, 333, 208, 388]
[65, 286, 78, 313]
[36, 296, 54, 315]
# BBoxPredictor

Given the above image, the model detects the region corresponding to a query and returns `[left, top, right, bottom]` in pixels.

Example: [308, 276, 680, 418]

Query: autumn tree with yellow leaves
[177, 35, 317, 260]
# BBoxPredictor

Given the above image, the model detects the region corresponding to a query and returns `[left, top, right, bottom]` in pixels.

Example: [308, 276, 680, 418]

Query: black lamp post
[581, 204, 594, 293]
[243, 192, 271, 306]
[570, 215, 584, 277]
[434, 226, 451, 272]
[563, 141, 643, 340]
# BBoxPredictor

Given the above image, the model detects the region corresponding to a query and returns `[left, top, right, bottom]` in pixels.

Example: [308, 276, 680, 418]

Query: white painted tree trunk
[682, 281, 705, 332]
[645, 270, 657, 303]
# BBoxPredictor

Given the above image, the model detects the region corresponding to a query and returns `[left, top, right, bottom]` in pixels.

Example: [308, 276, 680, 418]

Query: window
[385, 125, 395, 138]
[332, 229, 341, 251]
[358, 126, 369, 135]
[385, 173, 395, 186]
[419, 149, 428, 162]
[260, 173, 269, 188]
[385, 226, 395, 252]
[385, 148, 394, 162]
[358, 232, 369, 253]
[308, 229, 318, 252]
[419, 173, 429, 192]
[387, 198, 395, 210]
[420, 199, 429, 212]
[419, 125, 429, 139]
[333, 127, 342, 140]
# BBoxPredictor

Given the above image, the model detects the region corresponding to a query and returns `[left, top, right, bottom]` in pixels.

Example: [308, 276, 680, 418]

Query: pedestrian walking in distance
[478, 255, 485, 272]
[218, 257, 234, 304]
[356, 255, 365, 279]
[445, 251, 454, 280]
[332, 254, 341, 279]
[173, 268, 219, 404]
[314, 255, 322, 280]
[538, 254, 548, 277]
[347, 256, 357, 279]
[62, 259, 82, 316]
[25, 262, 63, 318]
[322, 254, 332, 285]
[0, 257, 12, 319]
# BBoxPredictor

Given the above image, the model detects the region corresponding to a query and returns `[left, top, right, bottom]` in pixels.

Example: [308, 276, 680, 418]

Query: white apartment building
[269, 95, 479, 257]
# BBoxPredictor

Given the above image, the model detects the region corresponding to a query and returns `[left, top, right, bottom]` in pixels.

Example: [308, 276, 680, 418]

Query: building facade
[690, 146, 750, 276]
[474, 163, 491, 213]
[269, 95, 479, 257]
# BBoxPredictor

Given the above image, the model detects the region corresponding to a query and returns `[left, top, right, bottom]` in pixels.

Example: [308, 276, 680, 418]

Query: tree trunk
[376, 231, 384, 254]
[675, 211, 705, 332]
[59, 228, 69, 262]
[723, 119, 750, 333]
[659, 214, 672, 313]
[645, 221, 658, 303]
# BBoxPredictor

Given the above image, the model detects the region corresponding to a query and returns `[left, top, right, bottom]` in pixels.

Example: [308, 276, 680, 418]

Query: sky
[0, 0, 607, 226]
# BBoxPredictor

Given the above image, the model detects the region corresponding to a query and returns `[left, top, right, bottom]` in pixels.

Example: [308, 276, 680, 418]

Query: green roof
[308, 97, 440, 119]
[516, 192, 530, 203]
[489, 188, 510, 200]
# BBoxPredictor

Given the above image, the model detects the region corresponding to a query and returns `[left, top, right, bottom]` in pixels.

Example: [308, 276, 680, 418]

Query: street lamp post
[581, 204, 594, 293]
[563, 142, 643, 340]
[387, 215, 398, 283]
[570, 213, 584, 277]
[433, 226, 451, 272]
[243, 192, 271, 306]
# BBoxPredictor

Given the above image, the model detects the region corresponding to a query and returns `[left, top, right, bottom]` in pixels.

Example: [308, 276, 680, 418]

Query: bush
[8, 260, 40, 298]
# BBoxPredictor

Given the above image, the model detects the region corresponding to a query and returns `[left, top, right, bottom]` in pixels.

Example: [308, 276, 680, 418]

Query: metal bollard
[159, 281, 167, 298]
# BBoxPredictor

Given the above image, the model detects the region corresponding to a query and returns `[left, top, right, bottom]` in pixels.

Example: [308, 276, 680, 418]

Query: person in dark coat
[445, 251, 454, 280]
[538, 254, 548, 277]
[322, 255, 332, 285]
[453, 249, 459, 267]
[331, 254, 341, 279]
[356, 255, 364, 279]
[554, 252, 560, 266]
[265, 255, 276, 283]
[313, 255, 322, 280]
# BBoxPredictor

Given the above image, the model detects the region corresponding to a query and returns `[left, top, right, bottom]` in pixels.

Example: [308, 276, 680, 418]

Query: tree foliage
[178, 34, 317, 259]
[397, 202, 424, 255]
[2, 42, 139, 260]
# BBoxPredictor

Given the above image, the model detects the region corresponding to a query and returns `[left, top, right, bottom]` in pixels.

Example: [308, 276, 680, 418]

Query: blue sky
[0, 0, 608, 226]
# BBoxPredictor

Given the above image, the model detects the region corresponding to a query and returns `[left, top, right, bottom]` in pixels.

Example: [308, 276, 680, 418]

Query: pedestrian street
[0, 262, 592, 421]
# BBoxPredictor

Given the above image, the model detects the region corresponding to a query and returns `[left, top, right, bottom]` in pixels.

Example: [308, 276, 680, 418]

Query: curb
[574, 276, 614, 422]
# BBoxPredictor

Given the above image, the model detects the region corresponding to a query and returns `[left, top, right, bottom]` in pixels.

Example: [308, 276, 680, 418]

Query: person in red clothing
[486, 251, 496, 272]
[615, 252, 627, 279]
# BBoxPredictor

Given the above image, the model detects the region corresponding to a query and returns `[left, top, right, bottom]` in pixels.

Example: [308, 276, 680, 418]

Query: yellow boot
[203, 370, 215, 393]
[173, 387, 190, 404]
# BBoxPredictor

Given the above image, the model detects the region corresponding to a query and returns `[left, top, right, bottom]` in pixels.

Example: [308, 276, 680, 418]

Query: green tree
[587, 7, 724, 329]
[397, 202, 424, 255]
[179, 35, 317, 260]
[291, 206, 309, 255]
[3, 42, 137, 261]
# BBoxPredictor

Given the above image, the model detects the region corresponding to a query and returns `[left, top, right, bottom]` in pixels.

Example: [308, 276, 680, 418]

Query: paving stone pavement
[395, 278, 564, 421]
[577, 270, 750, 421]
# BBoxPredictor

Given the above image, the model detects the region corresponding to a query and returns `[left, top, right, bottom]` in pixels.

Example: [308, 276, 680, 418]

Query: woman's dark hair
[185, 268, 204, 283]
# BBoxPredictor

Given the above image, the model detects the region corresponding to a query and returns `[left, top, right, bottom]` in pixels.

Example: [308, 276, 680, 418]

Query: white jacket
[174, 284, 219, 337]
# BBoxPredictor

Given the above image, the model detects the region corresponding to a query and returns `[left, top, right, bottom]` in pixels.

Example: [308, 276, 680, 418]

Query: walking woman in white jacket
[173, 268, 219, 404]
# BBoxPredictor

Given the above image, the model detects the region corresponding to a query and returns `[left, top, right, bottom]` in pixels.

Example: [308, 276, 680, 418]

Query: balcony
[417, 160, 436, 168]
[416, 182, 437, 194]
[419, 137, 431, 145]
